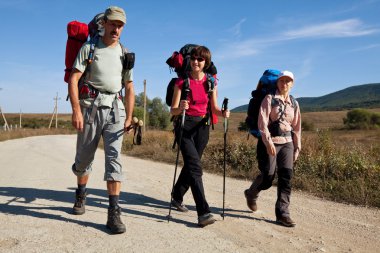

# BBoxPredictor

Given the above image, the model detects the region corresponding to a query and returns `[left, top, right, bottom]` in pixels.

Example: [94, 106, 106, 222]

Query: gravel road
[0, 135, 379, 253]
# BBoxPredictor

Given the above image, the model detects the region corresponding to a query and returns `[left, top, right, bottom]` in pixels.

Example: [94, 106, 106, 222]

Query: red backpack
[64, 21, 88, 83]
[63, 14, 135, 101]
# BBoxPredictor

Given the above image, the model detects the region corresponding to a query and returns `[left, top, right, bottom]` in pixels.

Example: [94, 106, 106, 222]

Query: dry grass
[1, 110, 379, 207]
[0, 128, 75, 142]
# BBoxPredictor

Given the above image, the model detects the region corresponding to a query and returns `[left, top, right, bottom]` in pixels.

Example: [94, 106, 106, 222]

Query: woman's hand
[293, 148, 300, 162]
[266, 143, 276, 156]
[179, 100, 189, 111]
[222, 109, 230, 118]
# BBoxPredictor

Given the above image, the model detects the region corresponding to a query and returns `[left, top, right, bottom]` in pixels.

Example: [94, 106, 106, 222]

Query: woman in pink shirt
[245, 70, 301, 227]
[170, 46, 230, 227]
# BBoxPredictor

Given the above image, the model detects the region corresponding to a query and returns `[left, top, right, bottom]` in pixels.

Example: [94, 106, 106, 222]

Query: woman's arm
[210, 87, 229, 118]
[292, 101, 302, 161]
[258, 95, 276, 156]
[170, 85, 189, 116]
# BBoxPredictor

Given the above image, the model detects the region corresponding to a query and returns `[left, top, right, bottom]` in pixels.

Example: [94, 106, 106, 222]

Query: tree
[148, 97, 171, 129]
[133, 93, 171, 129]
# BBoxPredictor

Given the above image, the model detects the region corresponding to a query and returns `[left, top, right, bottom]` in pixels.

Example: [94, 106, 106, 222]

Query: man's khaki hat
[105, 6, 126, 24]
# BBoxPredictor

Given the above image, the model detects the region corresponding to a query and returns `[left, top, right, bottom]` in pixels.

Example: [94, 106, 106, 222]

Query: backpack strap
[206, 74, 216, 130]
[289, 95, 298, 110]
[270, 94, 298, 126]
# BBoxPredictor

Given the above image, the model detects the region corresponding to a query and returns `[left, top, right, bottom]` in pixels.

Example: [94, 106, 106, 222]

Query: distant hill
[231, 83, 380, 112]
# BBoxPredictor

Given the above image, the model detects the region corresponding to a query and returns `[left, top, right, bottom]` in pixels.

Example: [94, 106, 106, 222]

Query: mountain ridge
[231, 82, 380, 112]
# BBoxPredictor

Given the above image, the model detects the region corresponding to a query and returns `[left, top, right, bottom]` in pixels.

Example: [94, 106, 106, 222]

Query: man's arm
[123, 80, 135, 133]
[68, 69, 84, 131]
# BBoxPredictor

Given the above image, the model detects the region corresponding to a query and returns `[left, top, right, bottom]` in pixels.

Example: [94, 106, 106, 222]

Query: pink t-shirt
[175, 75, 217, 117]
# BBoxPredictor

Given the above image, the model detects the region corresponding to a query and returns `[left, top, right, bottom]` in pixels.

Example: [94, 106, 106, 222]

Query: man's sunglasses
[190, 56, 205, 62]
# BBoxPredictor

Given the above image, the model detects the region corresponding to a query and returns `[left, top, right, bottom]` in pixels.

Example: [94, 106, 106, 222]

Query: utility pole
[0, 88, 9, 131]
[49, 92, 61, 129]
[143, 79, 147, 132]
[19, 109, 22, 128]
[0, 107, 9, 131]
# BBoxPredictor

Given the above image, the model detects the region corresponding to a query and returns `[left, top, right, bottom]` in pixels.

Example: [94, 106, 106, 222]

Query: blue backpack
[245, 69, 280, 138]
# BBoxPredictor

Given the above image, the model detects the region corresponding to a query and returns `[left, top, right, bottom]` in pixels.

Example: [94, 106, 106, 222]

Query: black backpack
[245, 69, 280, 138]
[165, 44, 217, 107]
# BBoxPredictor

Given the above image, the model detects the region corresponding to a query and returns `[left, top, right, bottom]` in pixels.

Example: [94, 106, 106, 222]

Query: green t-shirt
[73, 39, 133, 107]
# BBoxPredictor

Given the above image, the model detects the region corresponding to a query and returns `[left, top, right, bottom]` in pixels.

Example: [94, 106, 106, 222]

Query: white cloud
[283, 19, 379, 39]
[350, 43, 380, 52]
[227, 18, 247, 38]
[215, 19, 379, 60]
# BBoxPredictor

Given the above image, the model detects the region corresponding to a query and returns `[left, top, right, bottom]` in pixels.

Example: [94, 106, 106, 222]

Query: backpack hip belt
[88, 93, 121, 124]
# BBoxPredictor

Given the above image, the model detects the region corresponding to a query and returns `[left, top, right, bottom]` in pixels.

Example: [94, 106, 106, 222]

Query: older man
[68, 6, 135, 234]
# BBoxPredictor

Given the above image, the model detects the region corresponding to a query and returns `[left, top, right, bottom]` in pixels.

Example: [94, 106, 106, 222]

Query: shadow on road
[0, 187, 273, 231]
[0, 186, 200, 231]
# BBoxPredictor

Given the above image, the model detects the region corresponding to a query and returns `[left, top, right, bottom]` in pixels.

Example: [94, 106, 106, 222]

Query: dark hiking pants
[172, 116, 211, 216]
[249, 140, 294, 218]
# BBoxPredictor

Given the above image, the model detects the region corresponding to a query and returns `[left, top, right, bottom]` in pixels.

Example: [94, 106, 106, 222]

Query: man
[68, 6, 135, 234]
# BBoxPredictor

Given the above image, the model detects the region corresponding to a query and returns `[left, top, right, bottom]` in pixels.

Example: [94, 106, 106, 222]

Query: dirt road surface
[0, 135, 379, 253]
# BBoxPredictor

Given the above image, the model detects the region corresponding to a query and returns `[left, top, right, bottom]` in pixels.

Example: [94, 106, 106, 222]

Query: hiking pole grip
[222, 97, 229, 133]
[167, 86, 190, 223]
[222, 97, 229, 111]
[180, 87, 190, 127]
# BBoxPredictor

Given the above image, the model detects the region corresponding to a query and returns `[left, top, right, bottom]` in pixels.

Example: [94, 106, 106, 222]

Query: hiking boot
[73, 189, 87, 215]
[106, 206, 126, 234]
[171, 199, 189, 212]
[198, 213, 216, 227]
[244, 189, 258, 212]
[276, 216, 296, 227]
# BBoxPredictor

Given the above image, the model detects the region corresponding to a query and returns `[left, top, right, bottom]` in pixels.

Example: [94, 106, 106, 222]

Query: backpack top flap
[88, 13, 105, 39]
[260, 69, 280, 93]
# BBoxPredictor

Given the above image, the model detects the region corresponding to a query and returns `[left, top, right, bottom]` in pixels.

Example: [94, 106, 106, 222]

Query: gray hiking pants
[72, 102, 126, 181]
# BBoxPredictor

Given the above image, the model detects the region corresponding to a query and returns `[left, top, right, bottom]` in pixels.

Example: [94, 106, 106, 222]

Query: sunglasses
[190, 56, 205, 62]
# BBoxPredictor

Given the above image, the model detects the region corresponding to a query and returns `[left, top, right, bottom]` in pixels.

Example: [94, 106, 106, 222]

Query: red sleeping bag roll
[64, 21, 89, 83]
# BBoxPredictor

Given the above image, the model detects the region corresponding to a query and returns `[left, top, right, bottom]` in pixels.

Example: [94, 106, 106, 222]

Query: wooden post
[0, 107, 9, 131]
[143, 79, 147, 132]
[49, 93, 61, 129]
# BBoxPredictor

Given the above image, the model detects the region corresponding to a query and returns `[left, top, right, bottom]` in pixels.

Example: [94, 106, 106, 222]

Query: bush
[238, 121, 249, 131]
[343, 109, 380, 129]
[294, 130, 380, 207]
[302, 119, 315, 131]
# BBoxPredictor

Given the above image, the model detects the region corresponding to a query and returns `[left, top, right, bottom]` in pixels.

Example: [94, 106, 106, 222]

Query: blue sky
[0, 0, 379, 113]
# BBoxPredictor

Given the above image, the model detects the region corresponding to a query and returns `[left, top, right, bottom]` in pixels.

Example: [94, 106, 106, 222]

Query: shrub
[238, 121, 249, 131]
[343, 109, 380, 129]
[302, 119, 315, 131]
[294, 129, 380, 207]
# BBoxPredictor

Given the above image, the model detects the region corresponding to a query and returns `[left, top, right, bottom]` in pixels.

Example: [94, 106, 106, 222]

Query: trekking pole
[221, 97, 229, 220]
[167, 86, 190, 223]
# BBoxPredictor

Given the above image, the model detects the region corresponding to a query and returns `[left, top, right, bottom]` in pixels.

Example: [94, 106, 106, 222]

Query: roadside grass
[122, 129, 380, 208]
[1, 111, 379, 207]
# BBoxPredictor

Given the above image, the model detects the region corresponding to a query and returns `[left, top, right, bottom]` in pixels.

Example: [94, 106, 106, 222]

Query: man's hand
[72, 110, 84, 131]
[124, 118, 133, 134]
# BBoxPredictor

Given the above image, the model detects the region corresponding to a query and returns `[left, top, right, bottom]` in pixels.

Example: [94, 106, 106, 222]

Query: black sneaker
[107, 206, 126, 234]
[171, 199, 189, 212]
[73, 189, 86, 215]
[198, 213, 216, 227]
